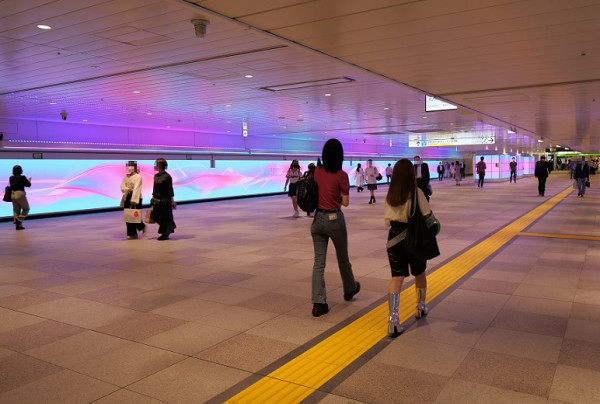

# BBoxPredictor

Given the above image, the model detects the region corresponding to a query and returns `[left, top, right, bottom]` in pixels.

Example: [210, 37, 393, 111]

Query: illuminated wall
[473, 155, 535, 180]
[1, 158, 405, 219]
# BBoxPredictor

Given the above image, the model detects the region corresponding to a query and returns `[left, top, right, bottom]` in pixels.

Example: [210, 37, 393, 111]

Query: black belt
[316, 208, 341, 213]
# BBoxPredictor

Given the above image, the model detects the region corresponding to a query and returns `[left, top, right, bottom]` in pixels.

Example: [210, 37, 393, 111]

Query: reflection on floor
[0, 173, 599, 403]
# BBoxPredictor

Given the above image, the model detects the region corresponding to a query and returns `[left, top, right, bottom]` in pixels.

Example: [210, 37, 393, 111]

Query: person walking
[364, 159, 380, 204]
[476, 156, 487, 188]
[509, 157, 518, 183]
[454, 160, 462, 186]
[449, 162, 455, 180]
[354, 163, 365, 192]
[574, 158, 590, 197]
[414, 155, 431, 201]
[445, 161, 450, 178]
[152, 158, 176, 240]
[460, 161, 466, 179]
[384, 159, 436, 337]
[534, 156, 550, 196]
[311, 139, 360, 317]
[385, 163, 393, 183]
[284, 160, 302, 217]
[9, 165, 31, 230]
[120, 161, 146, 239]
[303, 162, 316, 216]
[437, 162, 444, 181]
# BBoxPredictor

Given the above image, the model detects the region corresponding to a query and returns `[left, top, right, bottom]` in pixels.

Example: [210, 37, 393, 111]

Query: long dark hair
[386, 159, 416, 207]
[321, 139, 343, 173]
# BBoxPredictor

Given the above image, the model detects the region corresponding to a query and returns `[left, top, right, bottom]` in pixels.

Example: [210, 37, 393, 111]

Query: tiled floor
[1, 172, 599, 403]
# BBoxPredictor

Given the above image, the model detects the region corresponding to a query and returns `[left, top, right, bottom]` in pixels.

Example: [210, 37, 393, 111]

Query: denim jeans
[311, 210, 357, 304]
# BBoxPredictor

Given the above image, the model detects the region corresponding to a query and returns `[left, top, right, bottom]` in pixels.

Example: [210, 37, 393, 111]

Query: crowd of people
[5, 145, 595, 331]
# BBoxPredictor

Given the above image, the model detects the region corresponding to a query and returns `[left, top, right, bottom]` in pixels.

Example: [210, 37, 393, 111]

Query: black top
[9, 175, 31, 191]
[152, 172, 174, 200]
[534, 161, 549, 179]
[574, 164, 590, 179]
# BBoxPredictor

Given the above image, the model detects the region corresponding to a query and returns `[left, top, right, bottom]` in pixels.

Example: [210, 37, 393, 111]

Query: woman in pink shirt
[311, 139, 360, 317]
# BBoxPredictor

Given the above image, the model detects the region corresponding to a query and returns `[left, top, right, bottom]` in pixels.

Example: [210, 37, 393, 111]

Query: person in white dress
[364, 159, 380, 204]
[354, 163, 365, 192]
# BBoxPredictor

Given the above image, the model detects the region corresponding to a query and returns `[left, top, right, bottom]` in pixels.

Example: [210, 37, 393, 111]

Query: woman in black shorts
[284, 160, 302, 217]
[383, 159, 436, 337]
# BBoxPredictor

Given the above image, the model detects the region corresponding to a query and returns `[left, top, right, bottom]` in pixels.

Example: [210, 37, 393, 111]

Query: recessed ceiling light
[422, 116, 427, 119]
[227, 130, 231, 133]
[244, 74, 253, 78]
[325, 93, 331, 97]
[146, 112, 152, 115]
[37, 24, 52, 30]
[383, 107, 389, 110]
[226, 104, 231, 107]
[82, 119, 88, 122]
[133, 90, 141, 94]
[49, 102, 56, 105]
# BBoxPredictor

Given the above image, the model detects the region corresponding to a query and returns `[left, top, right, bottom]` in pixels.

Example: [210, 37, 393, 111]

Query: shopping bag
[123, 208, 142, 223]
[144, 209, 155, 224]
[3, 186, 11, 202]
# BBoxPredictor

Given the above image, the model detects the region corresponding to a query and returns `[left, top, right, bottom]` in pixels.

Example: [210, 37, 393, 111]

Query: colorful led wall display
[473, 155, 535, 180]
[0, 158, 408, 219]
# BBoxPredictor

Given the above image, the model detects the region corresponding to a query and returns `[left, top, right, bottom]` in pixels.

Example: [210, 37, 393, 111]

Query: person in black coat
[152, 158, 176, 240]
[574, 158, 590, 197]
[534, 156, 550, 196]
[414, 156, 431, 201]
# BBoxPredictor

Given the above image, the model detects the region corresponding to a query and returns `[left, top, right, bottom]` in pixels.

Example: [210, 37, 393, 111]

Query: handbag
[404, 191, 440, 261]
[586, 181, 590, 188]
[3, 186, 11, 203]
[144, 209, 155, 224]
[123, 208, 142, 223]
[376, 173, 383, 181]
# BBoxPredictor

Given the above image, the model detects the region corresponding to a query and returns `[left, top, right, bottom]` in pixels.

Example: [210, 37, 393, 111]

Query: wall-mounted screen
[425, 96, 458, 112]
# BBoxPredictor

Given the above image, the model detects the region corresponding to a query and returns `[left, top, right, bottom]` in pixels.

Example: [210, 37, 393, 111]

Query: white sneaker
[293, 210, 300, 217]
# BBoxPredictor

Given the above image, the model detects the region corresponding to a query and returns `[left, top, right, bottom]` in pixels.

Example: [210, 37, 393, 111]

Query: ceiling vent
[260, 77, 355, 92]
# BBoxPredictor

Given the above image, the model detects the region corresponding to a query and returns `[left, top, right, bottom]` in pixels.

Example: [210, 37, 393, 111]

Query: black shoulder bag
[405, 191, 440, 261]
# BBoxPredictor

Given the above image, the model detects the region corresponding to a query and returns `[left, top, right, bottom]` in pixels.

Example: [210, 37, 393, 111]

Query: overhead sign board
[425, 96, 457, 112]
[409, 132, 495, 147]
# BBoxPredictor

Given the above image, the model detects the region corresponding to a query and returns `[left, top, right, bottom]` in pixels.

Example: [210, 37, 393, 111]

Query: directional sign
[409, 133, 495, 147]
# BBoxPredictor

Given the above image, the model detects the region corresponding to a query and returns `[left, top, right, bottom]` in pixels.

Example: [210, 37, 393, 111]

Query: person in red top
[311, 139, 360, 317]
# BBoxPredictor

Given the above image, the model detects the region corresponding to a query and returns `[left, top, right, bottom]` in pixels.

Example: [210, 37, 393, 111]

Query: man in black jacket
[414, 155, 431, 201]
[534, 156, 549, 196]
[574, 158, 590, 197]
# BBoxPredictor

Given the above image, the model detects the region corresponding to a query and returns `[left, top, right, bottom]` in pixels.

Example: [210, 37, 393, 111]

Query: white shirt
[364, 166, 379, 184]
[120, 172, 143, 204]
[415, 163, 422, 179]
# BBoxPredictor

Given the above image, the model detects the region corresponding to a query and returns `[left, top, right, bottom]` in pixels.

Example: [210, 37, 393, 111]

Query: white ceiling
[1, 0, 599, 155]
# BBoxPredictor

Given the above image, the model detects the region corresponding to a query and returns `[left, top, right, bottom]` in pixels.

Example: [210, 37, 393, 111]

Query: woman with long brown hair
[384, 159, 435, 336]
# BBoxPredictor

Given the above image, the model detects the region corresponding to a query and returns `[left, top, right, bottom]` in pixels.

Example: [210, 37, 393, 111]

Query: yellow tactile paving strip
[225, 186, 574, 403]
[518, 232, 600, 242]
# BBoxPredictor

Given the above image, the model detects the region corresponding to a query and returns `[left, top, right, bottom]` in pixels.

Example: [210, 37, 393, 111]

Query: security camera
[60, 110, 67, 121]
[191, 18, 209, 38]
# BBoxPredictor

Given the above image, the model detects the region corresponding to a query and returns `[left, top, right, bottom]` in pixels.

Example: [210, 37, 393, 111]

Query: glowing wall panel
[1, 158, 400, 218]
[473, 155, 534, 181]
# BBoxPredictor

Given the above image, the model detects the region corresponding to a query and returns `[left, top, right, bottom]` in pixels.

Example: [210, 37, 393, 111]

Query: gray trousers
[311, 210, 357, 304]
[11, 191, 30, 222]
[577, 178, 587, 196]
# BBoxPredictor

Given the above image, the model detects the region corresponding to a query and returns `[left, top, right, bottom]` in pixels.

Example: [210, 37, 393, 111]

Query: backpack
[296, 175, 318, 213]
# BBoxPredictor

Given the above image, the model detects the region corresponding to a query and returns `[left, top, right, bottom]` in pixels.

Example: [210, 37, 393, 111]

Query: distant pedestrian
[509, 157, 517, 183]
[460, 161, 466, 179]
[303, 162, 316, 216]
[534, 156, 550, 196]
[414, 155, 431, 201]
[385, 163, 393, 183]
[120, 161, 146, 239]
[364, 159, 380, 204]
[445, 161, 450, 178]
[574, 158, 590, 197]
[284, 160, 302, 217]
[449, 162, 455, 179]
[152, 158, 176, 240]
[569, 159, 576, 179]
[355, 163, 365, 192]
[437, 162, 444, 181]
[9, 165, 31, 230]
[476, 157, 486, 188]
[454, 160, 462, 186]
